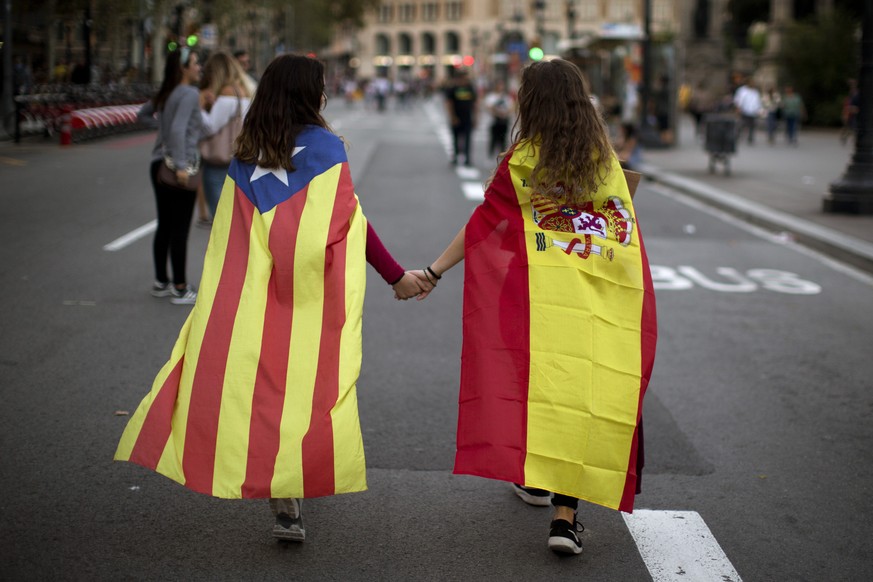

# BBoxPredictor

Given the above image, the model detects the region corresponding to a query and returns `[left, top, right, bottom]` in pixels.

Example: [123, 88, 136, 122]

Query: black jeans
[452, 120, 473, 164]
[489, 118, 509, 157]
[524, 487, 578, 511]
[150, 160, 196, 286]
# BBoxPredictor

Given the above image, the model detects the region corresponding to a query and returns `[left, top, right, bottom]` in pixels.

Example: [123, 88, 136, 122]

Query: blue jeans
[785, 116, 800, 144]
[202, 162, 230, 218]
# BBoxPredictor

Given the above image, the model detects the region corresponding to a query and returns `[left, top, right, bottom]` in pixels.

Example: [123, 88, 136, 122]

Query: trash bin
[704, 113, 737, 175]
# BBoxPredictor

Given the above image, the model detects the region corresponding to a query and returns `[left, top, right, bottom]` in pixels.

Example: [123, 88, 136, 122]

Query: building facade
[329, 1, 685, 87]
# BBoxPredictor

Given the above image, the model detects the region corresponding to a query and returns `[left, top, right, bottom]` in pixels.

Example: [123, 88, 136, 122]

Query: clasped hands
[392, 267, 440, 301]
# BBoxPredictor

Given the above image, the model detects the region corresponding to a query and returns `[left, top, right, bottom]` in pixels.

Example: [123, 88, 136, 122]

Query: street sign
[200, 23, 217, 49]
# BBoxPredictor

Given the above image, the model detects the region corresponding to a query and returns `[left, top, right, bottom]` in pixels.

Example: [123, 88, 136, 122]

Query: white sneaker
[169, 285, 197, 305]
[150, 281, 174, 298]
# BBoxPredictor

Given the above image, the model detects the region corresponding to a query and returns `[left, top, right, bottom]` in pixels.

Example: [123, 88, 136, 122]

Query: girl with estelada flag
[115, 54, 429, 542]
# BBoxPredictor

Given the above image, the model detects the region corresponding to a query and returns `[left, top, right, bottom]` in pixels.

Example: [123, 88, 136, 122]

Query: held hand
[175, 169, 189, 186]
[392, 271, 430, 301]
[409, 270, 436, 301]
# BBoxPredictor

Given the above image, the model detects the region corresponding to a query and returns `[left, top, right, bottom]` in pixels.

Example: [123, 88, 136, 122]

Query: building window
[653, 0, 673, 24]
[399, 3, 416, 22]
[607, 0, 634, 21]
[446, 1, 463, 21]
[422, 2, 439, 21]
[575, 0, 600, 21]
[378, 3, 394, 23]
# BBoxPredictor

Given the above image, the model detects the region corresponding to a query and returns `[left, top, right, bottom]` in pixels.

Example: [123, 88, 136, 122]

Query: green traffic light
[529, 47, 544, 61]
[167, 41, 178, 52]
[186, 35, 198, 47]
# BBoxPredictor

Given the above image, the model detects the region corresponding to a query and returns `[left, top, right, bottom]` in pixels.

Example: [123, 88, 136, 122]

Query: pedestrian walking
[616, 122, 643, 171]
[483, 79, 513, 158]
[733, 77, 762, 145]
[840, 79, 860, 145]
[233, 49, 258, 95]
[414, 59, 657, 556]
[781, 86, 806, 146]
[444, 69, 477, 166]
[762, 87, 781, 144]
[137, 47, 203, 305]
[115, 54, 430, 543]
[198, 51, 254, 220]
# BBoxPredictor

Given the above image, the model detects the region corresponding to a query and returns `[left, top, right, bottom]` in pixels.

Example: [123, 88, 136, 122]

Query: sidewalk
[639, 115, 873, 274]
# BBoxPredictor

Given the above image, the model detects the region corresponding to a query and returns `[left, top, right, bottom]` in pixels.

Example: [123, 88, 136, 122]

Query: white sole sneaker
[548, 535, 583, 555]
[272, 522, 306, 542]
[512, 483, 552, 507]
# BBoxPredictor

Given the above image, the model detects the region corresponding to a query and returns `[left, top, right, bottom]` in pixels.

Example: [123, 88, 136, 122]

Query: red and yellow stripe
[115, 161, 367, 499]
[456, 142, 657, 512]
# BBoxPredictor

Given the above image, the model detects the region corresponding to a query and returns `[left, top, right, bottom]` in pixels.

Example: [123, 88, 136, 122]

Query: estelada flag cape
[115, 126, 369, 499]
[456, 141, 657, 512]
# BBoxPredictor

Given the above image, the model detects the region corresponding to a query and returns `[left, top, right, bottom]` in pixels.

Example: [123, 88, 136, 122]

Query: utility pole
[824, 0, 873, 214]
[640, 0, 654, 143]
[2, 0, 13, 136]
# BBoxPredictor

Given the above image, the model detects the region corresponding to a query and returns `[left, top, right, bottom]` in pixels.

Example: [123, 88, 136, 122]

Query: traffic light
[186, 34, 198, 47]
[528, 38, 544, 61]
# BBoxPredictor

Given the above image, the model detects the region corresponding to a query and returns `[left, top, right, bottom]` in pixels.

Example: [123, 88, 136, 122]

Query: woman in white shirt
[199, 51, 254, 219]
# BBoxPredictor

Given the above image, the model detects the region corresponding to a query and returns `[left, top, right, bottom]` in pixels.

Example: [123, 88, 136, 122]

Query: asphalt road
[1, 97, 871, 581]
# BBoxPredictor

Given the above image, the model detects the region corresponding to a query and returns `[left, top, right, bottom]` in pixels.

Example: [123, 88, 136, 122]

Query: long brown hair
[153, 48, 196, 112]
[235, 54, 328, 171]
[512, 59, 613, 204]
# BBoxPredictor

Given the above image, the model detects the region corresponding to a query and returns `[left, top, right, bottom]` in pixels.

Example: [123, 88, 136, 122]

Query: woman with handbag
[137, 47, 203, 305]
[198, 51, 253, 220]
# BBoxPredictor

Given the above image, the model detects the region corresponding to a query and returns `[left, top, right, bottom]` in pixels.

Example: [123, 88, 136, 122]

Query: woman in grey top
[137, 47, 203, 305]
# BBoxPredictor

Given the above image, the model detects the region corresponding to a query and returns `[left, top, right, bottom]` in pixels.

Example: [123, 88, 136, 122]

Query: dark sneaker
[512, 483, 552, 507]
[150, 281, 174, 298]
[548, 518, 584, 555]
[271, 498, 305, 542]
[169, 285, 197, 305]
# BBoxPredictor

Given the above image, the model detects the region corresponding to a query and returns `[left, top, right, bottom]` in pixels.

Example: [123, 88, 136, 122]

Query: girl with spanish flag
[417, 59, 657, 555]
[115, 54, 429, 543]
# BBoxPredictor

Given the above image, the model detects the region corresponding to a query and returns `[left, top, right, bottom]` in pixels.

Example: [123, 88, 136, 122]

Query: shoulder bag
[200, 88, 243, 166]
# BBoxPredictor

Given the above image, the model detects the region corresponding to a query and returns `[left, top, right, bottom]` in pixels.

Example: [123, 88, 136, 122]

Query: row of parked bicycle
[4, 83, 155, 143]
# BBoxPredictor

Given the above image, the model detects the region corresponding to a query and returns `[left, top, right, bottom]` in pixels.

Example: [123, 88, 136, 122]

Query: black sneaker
[271, 498, 305, 542]
[548, 518, 584, 555]
[512, 483, 552, 507]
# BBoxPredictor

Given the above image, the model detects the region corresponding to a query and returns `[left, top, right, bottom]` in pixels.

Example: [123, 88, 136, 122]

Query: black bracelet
[423, 269, 436, 285]
[426, 266, 442, 280]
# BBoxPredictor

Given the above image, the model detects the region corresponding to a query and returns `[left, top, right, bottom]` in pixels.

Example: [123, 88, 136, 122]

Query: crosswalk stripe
[623, 510, 743, 582]
[103, 220, 157, 251]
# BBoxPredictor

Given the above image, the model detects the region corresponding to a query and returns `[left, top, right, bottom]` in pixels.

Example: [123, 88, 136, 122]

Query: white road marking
[650, 183, 873, 287]
[623, 510, 743, 582]
[456, 166, 480, 180]
[462, 182, 484, 201]
[103, 220, 156, 251]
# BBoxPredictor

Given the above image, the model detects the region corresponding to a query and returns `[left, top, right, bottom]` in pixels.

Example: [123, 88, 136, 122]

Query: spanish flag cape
[115, 126, 369, 499]
[456, 141, 657, 512]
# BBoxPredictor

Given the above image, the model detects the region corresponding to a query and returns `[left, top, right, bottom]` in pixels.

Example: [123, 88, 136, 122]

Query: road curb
[640, 164, 873, 275]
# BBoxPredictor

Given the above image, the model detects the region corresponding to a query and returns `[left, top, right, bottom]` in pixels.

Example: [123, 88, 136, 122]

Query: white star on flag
[250, 146, 306, 187]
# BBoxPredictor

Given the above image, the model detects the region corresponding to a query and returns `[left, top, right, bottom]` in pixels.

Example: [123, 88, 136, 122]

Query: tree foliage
[780, 9, 859, 126]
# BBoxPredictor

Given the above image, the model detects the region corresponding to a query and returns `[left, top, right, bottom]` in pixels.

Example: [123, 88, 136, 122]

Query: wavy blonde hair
[511, 59, 613, 204]
[201, 50, 253, 99]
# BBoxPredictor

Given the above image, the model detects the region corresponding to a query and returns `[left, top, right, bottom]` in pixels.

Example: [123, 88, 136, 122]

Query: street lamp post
[566, 0, 576, 42]
[824, 0, 873, 214]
